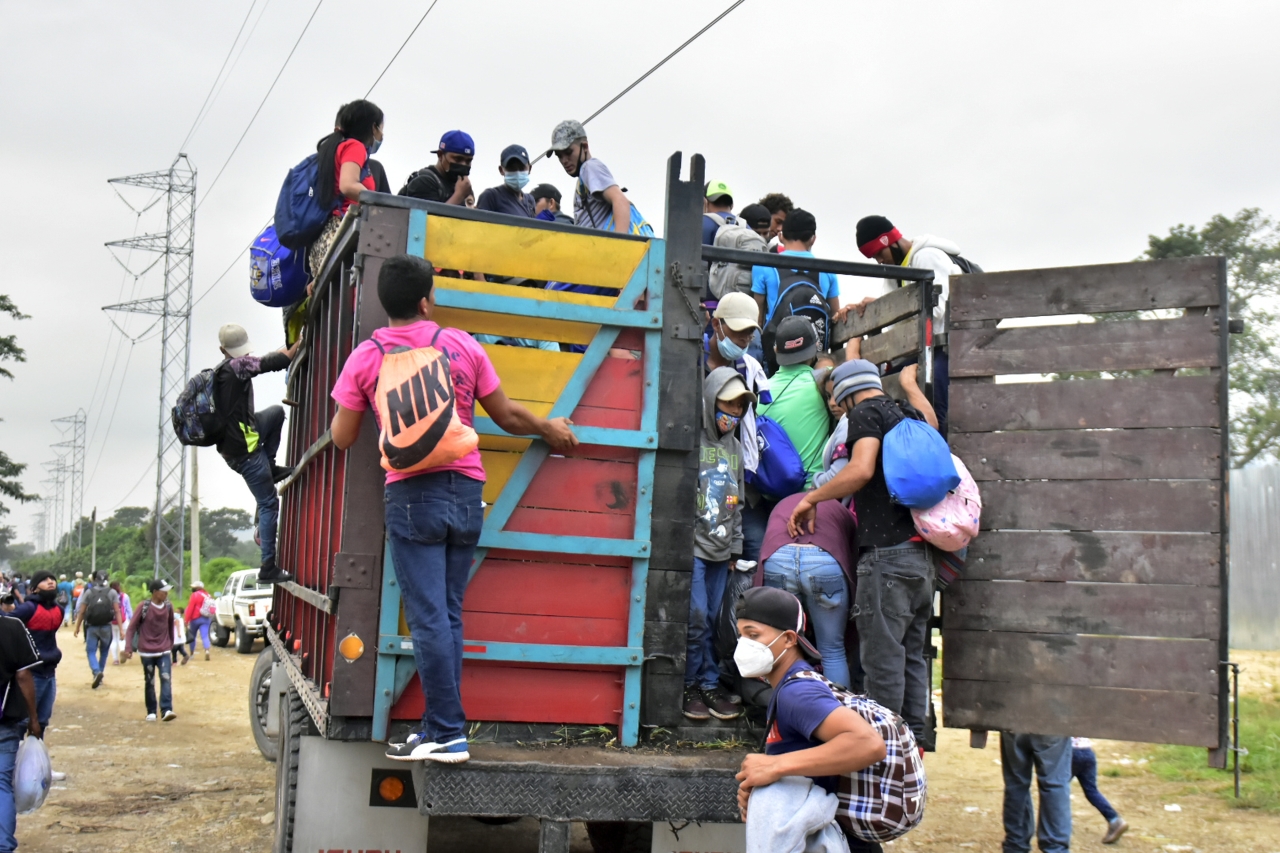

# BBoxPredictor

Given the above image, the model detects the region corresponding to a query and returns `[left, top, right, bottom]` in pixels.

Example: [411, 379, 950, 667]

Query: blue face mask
[717, 332, 747, 362]
[504, 170, 530, 190]
[715, 410, 741, 436]
[367, 136, 382, 155]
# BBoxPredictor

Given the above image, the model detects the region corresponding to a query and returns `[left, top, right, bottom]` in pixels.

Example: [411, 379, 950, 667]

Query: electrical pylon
[102, 155, 196, 590]
[51, 410, 86, 548]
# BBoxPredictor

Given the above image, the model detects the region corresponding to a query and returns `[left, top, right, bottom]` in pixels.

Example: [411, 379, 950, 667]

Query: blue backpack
[171, 366, 225, 447]
[747, 414, 808, 500]
[882, 406, 959, 508]
[274, 153, 332, 250]
[249, 225, 309, 307]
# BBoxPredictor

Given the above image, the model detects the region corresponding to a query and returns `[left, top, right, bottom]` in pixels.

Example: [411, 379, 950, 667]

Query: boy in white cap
[547, 119, 648, 236]
[213, 324, 299, 584]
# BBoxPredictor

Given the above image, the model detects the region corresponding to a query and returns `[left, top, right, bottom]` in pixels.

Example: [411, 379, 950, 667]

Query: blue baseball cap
[500, 144, 531, 168]
[432, 130, 475, 156]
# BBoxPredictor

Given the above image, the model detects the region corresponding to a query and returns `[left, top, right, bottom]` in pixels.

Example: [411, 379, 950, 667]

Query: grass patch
[1147, 694, 1280, 811]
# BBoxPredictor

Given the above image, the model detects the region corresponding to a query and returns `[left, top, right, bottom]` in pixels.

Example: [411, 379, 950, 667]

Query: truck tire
[585, 821, 653, 853]
[250, 648, 278, 762]
[272, 686, 315, 853]
[235, 621, 255, 654]
[212, 621, 230, 647]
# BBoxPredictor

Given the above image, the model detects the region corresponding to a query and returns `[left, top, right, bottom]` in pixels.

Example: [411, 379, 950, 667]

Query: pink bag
[911, 454, 981, 551]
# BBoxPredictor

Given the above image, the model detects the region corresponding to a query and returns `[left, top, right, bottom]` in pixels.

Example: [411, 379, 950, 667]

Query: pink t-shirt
[331, 321, 501, 484]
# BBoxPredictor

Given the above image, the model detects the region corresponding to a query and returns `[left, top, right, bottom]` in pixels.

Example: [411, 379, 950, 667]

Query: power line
[196, 0, 327, 210]
[364, 0, 443, 98]
[177, 0, 259, 154]
[186, 0, 276, 147]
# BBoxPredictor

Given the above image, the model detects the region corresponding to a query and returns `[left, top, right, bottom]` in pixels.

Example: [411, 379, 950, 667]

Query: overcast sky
[2, 0, 1279, 546]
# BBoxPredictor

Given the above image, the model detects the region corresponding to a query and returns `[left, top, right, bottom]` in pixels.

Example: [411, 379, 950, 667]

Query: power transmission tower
[31, 500, 49, 554]
[41, 458, 69, 551]
[52, 410, 86, 547]
[102, 154, 197, 589]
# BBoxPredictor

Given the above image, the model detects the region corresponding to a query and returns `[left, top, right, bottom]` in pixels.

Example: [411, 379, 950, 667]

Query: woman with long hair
[307, 99, 384, 279]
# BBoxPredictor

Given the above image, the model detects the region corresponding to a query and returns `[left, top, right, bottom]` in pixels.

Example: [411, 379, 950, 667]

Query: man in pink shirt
[330, 254, 577, 763]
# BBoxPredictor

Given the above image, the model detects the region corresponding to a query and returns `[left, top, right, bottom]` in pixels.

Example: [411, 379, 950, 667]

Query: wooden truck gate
[940, 257, 1231, 762]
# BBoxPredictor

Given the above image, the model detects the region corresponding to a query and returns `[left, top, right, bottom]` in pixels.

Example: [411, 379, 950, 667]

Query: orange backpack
[371, 327, 479, 474]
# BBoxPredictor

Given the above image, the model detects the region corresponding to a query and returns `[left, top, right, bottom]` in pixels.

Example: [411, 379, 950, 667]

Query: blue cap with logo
[499, 144, 531, 168]
[432, 130, 475, 156]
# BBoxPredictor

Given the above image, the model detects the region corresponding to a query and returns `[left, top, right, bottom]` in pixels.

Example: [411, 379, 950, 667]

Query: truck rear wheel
[235, 621, 255, 654]
[272, 685, 315, 853]
[212, 621, 230, 647]
[585, 821, 653, 853]
[250, 648, 278, 762]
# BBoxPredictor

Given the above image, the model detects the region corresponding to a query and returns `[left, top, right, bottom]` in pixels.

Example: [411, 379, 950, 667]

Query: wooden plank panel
[949, 316, 1219, 377]
[465, 561, 630, 619]
[426, 215, 647, 290]
[520, 456, 638, 515]
[579, 353, 645, 410]
[831, 282, 920, 342]
[943, 580, 1220, 639]
[504, 507, 636, 540]
[391, 664, 624, 725]
[949, 376, 1220, 432]
[463, 611, 628, 646]
[942, 680, 1218, 746]
[432, 306, 599, 346]
[981, 480, 1220, 532]
[949, 257, 1221, 323]
[942, 631, 1218, 693]
[483, 344, 580, 403]
[861, 322, 920, 364]
[963, 531, 1220, 585]
[485, 548, 631, 569]
[953, 428, 1220, 481]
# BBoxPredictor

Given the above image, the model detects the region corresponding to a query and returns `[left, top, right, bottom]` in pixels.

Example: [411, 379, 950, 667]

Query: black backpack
[83, 586, 114, 627]
[948, 253, 983, 275]
[762, 270, 831, 374]
[171, 363, 227, 447]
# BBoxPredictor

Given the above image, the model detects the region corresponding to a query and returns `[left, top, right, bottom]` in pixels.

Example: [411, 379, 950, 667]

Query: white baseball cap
[713, 292, 761, 332]
[218, 324, 253, 358]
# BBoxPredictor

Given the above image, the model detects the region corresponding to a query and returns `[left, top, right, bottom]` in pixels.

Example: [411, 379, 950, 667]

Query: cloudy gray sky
[2, 0, 1279, 545]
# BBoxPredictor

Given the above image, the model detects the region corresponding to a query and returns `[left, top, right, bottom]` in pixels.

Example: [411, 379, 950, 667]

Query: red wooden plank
[567, 404, 641, 432]
[390, 664, 624, 725]
[579, 353, 644, 410]
[521, 456, 638, 516]
[486, 548, 631, 569]
[462, 611, 628, 646]
[465, 561, 631, 619]
[563, 440, 640, 462]
[615, 328, 645, 350]
[505, 507, 636, 539]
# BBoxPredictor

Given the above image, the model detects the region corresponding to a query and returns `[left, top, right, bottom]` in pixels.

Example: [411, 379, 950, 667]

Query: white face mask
[734, 632, 784, 678]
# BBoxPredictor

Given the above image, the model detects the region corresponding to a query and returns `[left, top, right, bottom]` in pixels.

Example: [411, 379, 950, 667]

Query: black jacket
[399, 165, 457, 203]
[213, 352, 290, 459]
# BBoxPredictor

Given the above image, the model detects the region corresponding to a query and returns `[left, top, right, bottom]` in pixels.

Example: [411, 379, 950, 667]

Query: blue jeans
[33, 674, 55, 728]
[141, 654, 173, 715]
[740, 499, 773, 565]
[1001, 733, 1072, 853]
[225, 405, 284, 566]
[764, 545, 851, 689]
[1072, 747, 1118, 821]
[187, 616, 211, 652]
[384, 471, 483, 744]
[686, 558, 729, 691]
[84, 625, 112, 675]
[0, 722, 22, 852]
[852, 542, 934, 742]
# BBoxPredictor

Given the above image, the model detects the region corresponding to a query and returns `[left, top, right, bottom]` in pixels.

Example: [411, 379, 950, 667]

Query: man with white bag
[0, 612, 43, 850]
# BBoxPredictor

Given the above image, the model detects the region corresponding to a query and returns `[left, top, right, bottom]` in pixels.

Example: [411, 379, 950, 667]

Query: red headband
[859, 227, 902, 258]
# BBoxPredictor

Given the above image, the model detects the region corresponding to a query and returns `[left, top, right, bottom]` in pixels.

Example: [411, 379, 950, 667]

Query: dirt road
[15, 633, 1280, 852]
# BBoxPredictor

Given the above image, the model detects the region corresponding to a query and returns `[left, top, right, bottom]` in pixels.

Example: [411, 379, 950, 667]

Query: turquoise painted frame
[370, 208, 666, 746]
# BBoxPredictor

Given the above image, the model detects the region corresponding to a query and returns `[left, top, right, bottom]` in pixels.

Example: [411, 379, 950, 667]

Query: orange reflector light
[378, 776, 405, 803]
[338, 633, 365, 663]
[292, 639, 301, 652]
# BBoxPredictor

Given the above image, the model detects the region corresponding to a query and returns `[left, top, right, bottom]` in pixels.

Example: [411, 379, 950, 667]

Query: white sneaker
[385, 735, 469, 763]
[162, 710, 177, 722]
[146, 713, 157, 722]
[50, 771, 66, 782]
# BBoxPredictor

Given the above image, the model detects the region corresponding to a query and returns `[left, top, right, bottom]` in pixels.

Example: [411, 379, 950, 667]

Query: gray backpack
[707, 213, 766, 298]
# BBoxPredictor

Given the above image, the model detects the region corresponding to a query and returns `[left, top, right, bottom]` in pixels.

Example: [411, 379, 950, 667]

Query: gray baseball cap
[547, 119, 587, 155]
[218, 323, 253, 358]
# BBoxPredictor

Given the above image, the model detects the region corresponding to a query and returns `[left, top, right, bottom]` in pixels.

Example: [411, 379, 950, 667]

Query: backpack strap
[429, 325, 447, 348]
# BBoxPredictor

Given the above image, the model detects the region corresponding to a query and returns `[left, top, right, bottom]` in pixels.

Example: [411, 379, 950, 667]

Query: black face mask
[447, 162, 471, 178]
[888, 243, 907, 265]
[36, 588, 58, 605]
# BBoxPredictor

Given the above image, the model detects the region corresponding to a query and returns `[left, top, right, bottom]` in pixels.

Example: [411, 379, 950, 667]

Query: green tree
[106, 506, 150, 529]
[0, 295, 35, 515]
[200, 507, 253, 557]
[0, 295, 27, 380]
[1145, 209, 1280, 466]
[0, 525, 14, 562]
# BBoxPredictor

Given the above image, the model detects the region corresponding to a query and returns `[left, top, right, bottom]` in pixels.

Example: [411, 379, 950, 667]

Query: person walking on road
[72, 571, 123, 689]
[1001, 733, 1072, 853]
[12, 571, 62, 733]
[55, 575, 72, 625]
[184, 582, 213, 662]
[108, 581, 133, 666]
[0, 612, 43, 853]
[1072, 737, 1128, 843]
[122, 579, 178, 722]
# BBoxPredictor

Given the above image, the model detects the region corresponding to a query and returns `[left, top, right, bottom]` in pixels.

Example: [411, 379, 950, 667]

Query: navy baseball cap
[500, 144, 531, 168]
[432, 130, 475, 156]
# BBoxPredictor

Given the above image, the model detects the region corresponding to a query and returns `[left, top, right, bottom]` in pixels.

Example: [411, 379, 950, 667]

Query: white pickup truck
[211, 569, 272, 654]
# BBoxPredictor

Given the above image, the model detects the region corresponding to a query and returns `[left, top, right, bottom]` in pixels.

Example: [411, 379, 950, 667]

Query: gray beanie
[830, 359, 882, 404]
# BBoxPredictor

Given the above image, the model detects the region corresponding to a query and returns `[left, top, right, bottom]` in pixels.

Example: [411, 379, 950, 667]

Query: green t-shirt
[758, 364, 833, 486]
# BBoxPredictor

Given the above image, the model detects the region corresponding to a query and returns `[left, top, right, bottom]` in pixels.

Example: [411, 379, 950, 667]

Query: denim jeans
[1072, 746, 1118, 821]
[764, 544, 851, 689]
[225, 405, 284, 566]
[0, 722, 22, 852]
[32, 673, 55, 728]
[852, 541, 934, 741]
[140, 654, 173, 715]
[385, 471, 483, 744]
[84, 625, 113, 675]
[739, 501, 771, 565]
[187, 616, 211, 652]
[1001, 733, 1072, 853]
[686, 558, 729, 691]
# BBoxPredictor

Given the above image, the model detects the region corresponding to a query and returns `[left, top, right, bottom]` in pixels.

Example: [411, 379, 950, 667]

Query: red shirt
[334, 139, 375, 216]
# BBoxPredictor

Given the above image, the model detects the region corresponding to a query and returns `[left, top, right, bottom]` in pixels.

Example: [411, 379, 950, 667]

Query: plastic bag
[14, 734, 51, 814]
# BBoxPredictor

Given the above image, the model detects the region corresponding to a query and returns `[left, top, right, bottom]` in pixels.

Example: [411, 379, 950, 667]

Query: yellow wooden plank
[426, 216, 648, 290]
[480, 449, 524, 504]
[479, 434, 532, 453]
[432, 306, 599, 346]
[438, 276, 618, 308]
[480, 345, 580, 404]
